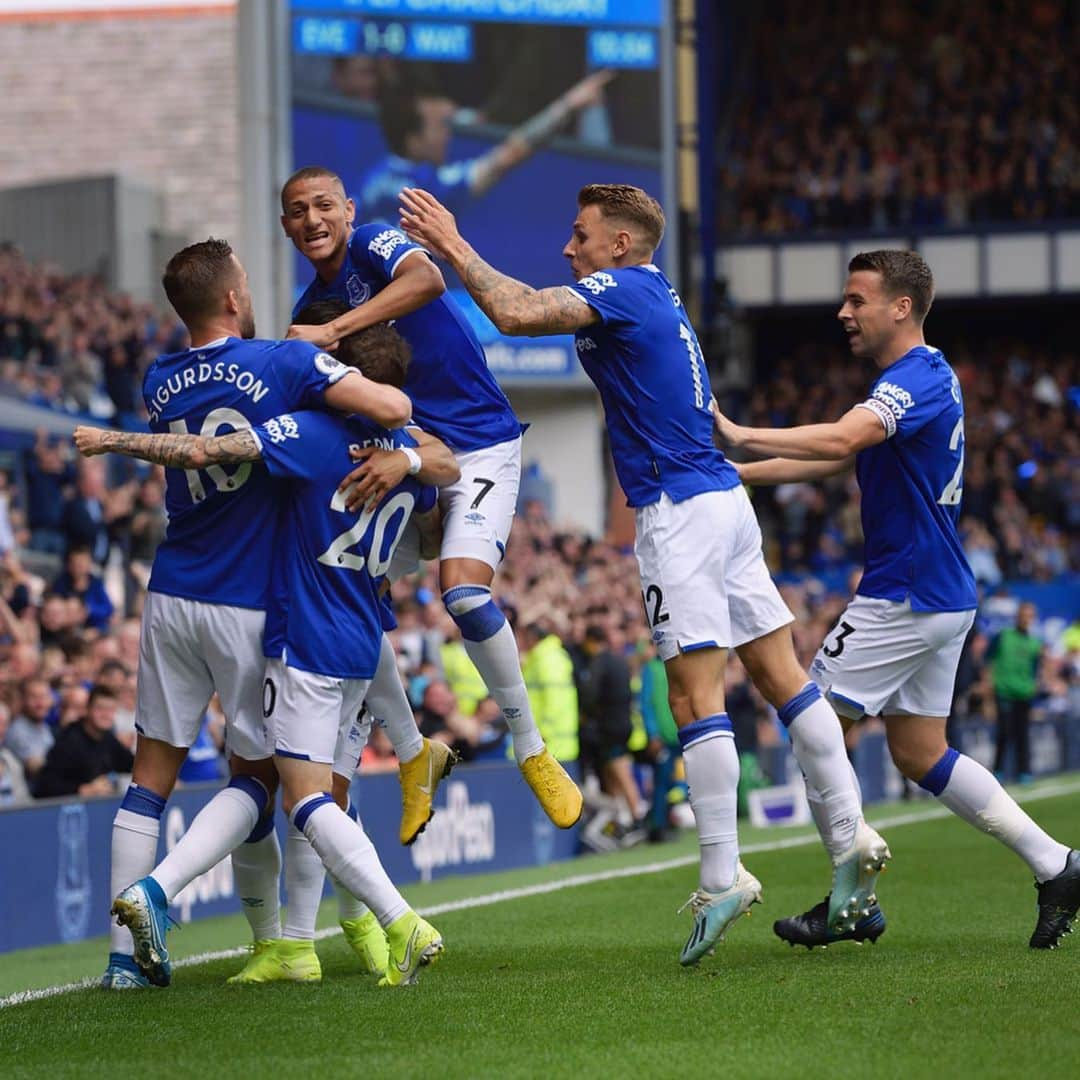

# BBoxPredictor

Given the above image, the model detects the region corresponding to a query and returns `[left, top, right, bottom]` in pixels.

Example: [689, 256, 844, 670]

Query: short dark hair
[293, 300, 411, 388]
[584, 625, 608, 646]
[578, 184, 665, 254]
[162, 238, 239, 325]
[377, 87, 424, 157]
[280, 166, 345, 210]
[88, 684, 117, 708]
[848, 250, 934, 323]
[294, 298, 350, 327]
[340, 325, 411, 389]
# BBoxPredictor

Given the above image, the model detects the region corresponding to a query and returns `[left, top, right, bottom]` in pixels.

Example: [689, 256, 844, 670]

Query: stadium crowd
[0, 254, 1076, 822]
[719, 1, 1080, 234]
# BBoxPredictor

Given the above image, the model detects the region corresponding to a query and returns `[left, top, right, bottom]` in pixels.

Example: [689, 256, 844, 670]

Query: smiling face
[837, 269, 910, 360]
[281, 175, 355, 268]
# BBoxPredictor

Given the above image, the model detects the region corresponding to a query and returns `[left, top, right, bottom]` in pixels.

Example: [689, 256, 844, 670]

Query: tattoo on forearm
[98, 429, 261, 469]
[458, 252, 587, 334]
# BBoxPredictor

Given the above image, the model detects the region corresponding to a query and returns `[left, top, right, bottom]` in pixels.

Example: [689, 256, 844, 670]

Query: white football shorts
[634, 485, 793, 661]
[809, 595, 976, 719]
[263, 657, 371, 767]
[135, 590, 269, 761]
[438, 435, 522, 568]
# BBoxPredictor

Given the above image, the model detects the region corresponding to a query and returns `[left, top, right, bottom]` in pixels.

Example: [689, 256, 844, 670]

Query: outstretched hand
[399, 187, 461, 261]
[709, 396, 743, 448]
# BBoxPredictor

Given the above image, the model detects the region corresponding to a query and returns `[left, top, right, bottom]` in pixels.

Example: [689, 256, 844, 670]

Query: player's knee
[887, 730, 944, 782]
[443, 584, 505, 642]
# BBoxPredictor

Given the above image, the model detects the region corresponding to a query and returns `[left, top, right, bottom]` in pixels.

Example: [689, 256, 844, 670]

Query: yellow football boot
[225, 938, 321, 984]
[520, 750, 584, 828]
[340, 912, 389, 977]
[378, 912, 444, 988]
[398, 738, 458, 845]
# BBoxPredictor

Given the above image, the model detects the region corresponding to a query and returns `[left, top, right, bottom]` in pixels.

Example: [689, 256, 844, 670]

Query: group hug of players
[74, 171, 1078, 992]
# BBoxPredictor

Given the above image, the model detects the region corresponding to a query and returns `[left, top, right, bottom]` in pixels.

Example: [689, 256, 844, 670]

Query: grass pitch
[2, 780, 1078, 1079]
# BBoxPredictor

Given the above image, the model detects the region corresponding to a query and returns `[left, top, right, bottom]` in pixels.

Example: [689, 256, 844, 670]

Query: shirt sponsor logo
[575, 336, 597, 354]
[368, 228, 408, 261]
[263, 414, 299, 445]
[872, 380, 915, 421]
[578, 271, 618, 296]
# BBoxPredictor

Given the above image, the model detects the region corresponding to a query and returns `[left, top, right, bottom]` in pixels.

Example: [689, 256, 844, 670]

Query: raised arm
[470, 71, 614, 197]
[399, 188, 599, 337]
[736, 457, 855, 486]
[323, 370, 412, 429]
[287, 253, 445, 349]
[73, 426, 261, 470]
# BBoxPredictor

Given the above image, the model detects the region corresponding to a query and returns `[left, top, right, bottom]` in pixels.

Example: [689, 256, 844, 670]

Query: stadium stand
[718, 0, 1080, 234]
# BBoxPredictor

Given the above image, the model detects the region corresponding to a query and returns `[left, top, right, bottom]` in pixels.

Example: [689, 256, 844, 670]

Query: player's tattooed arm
[399, 187, 598, 336]
[73, 426, 262, 469]
[457, 254, 599, 336]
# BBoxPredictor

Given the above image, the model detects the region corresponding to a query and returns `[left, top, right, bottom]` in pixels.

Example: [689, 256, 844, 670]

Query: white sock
[368, 635, 424, 764]
[292, 794, 409, 927]
[333, 874, 370, 922]
[109, 799, 162, 954]
[231, 828, 282, 941]
[283, 824, 326, 941]
[462, 627, 544, 764]
[779, 685, 861, 861]
[153, 780, 264, 902]
[921, 749, 1070, 881]
[805, 760, 862, 865]
[443, 584, 545, 764]
[333, 801, 371, 921]
[678, 716, 740, 893]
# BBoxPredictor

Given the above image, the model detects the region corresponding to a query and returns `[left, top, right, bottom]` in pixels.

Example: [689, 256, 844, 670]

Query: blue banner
[290, 0, 664, 28]
[0, 760, 579, 955]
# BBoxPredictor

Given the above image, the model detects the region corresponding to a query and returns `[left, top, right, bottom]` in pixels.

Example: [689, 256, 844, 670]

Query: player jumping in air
[280, 167, 583, 834]
[712, 250, 1079, 950]
[399, 182, 891, 964]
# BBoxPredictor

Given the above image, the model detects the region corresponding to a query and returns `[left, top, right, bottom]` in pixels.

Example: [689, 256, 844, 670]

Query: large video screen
[290, 0, 667, 379]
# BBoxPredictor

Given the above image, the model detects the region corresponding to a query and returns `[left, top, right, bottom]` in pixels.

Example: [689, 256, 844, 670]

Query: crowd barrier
[4, 717, 1078, 955]
[0, 760, 580, 954]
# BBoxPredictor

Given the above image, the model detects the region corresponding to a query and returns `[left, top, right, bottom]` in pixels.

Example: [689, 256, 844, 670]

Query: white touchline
[3, 777, 1078, 1010]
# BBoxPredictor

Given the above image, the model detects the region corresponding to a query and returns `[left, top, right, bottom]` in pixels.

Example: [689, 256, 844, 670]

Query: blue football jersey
[566, 264, 741, 507]
[294, 222, 522, 454]
[144, 337, 350, 609]
[255, 410, 437, 680]
[357, 154, 475, 224]
[854, 345, 977, 612]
